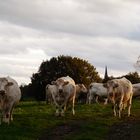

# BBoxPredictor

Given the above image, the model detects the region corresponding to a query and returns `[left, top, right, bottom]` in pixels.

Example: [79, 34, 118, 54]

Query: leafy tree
[20, 84, 35, 101]
[105, 72, 140, 84]
[29, 55, 102, 101]
[123, 72, 140, 84]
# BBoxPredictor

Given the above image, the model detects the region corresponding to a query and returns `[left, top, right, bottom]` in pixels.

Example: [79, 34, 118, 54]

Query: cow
[45, 84, 57, 104]
[104, 77, 133, 118]
[75, 84, 87, 103]
[0, 76, 21, 124]
[51, 76, 76, 116]
[87, 83, 108, 105]
[132, 83, 140, 98]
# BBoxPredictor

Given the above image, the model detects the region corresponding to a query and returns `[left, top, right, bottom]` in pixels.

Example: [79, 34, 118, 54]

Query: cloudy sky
[0, 0, 140, 85]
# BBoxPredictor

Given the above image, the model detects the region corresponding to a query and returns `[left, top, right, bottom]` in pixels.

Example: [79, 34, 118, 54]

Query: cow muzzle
[59, 89, 63, 93]
[0, 90, 5, 96]
[109, 92, 113, 97]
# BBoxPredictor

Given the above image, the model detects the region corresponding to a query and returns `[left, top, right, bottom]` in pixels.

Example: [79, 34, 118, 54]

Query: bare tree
[134, 56, 140, 71]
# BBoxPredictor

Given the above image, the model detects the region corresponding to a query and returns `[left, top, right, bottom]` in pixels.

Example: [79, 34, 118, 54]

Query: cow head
[0, 78, 13, 96]
[105, 80, 119, 103]
[78, 84, 87, 93]
[51, 79, 69, 94]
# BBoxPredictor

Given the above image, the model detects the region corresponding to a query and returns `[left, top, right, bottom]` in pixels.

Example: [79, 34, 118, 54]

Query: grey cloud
[0, 0, 140, 84]
[0, 0, 140, 39]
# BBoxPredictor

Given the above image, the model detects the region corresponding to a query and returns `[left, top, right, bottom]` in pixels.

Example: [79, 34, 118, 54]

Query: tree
[123, 72, 140, 84]
[30, 55, 102, 101]
[134, 56, 140, 71]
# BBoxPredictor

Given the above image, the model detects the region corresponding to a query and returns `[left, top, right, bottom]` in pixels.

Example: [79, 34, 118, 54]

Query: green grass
[0, 99, 140, 140]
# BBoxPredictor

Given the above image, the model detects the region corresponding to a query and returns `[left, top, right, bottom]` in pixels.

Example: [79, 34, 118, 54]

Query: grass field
[0, 99, 140, 140]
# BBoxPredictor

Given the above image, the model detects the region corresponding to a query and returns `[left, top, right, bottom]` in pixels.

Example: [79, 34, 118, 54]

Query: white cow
[45, 84, 57, 104]
[51, 76, 76, 116]
[104, 77, 133, 118]
[132, 83, 140, 97]
[75, 84, 87, 103]
[0, 76, 21, 124]
[87, 83, 108, 104]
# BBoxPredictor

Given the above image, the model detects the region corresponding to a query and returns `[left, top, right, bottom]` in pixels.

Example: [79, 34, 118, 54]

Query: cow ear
[64, 81, 69, 86]
[7, 82, 13, 86]
[79, 84, 83, 88]
[51, 81, 56, 85]
[46, 84, 50, 89]
[114, 83, 119, 88]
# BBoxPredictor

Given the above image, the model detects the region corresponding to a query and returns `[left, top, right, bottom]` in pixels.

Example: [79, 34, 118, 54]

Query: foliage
[123, 72, 140, 84]
[105, 72, 140, 84]
[27, 55, 102, 101]
[134, 55, 140, 70]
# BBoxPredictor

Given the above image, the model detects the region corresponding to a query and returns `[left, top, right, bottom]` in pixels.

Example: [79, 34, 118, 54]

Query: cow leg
[89, 93, 93, 103]
[127, 94, 133, 117]
[10, 103, 15, 122]
[64, 103, 67, 111]
[86, 93, 91, 104]
[113, 104, 116, 117]
[88, 96, 91, 104]
[118, 105, 123, 118]
[127, 103, 131, 117]
[2, 110, 10, 124]
[118, 95, 124, 118]
[118, 104, 123, 118]
[86, 93, 90, 104]
[60, 107, 65, 117]
[2, 103, 13, 124]
[55, 106, 60, 116]
[95, 95, 99, 104]
[104, 98, 108, 105]
[72, 96, 75, 115]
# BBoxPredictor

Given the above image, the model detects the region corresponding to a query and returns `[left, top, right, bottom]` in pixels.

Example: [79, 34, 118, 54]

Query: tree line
[20, 55, 140, 101]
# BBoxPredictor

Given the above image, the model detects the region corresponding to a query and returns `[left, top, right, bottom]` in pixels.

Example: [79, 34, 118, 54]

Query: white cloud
[0, 48, 48, 84]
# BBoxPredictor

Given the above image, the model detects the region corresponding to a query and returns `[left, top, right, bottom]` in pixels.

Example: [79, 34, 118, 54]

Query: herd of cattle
[0, 75, 140, 124]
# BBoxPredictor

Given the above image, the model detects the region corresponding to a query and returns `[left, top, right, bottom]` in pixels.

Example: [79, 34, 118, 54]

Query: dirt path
[39, 122, 80, 140]
[107, 120, 140, 140]
[39, 119, 140, 140]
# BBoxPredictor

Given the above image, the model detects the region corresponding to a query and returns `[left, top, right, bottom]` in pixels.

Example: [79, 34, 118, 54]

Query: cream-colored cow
[51, 76, 76, 116]
[104, 77, 133, 118]
[0, 76, 21, 124]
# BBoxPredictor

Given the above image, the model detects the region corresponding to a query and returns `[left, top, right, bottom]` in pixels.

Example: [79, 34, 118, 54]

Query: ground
[39, 117, 140, 140]
[39, 122, 79, 140]
[0, 100, 140, 140]
[107, 119, 140, 140]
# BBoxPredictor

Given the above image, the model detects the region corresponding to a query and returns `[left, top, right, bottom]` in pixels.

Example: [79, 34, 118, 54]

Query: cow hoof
[55, 112, 60, 117]
[72, 109, 75, 115]
[113, 114, 116, 117]
[60, 111, 65, 117]
[72, 112, 75, 115]
[2, 120, 10, 125]
[61, 113, 65, 117]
